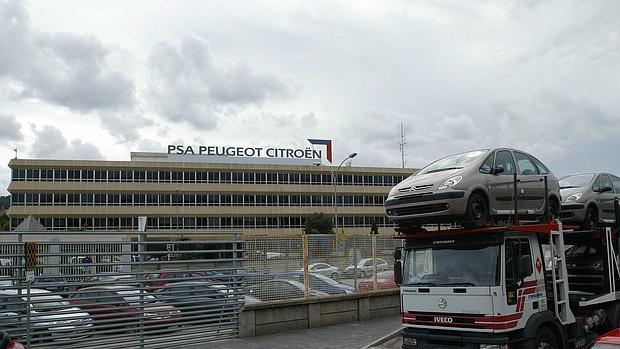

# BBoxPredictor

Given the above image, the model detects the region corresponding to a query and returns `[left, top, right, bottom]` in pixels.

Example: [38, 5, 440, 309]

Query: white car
[344, 258, 389, 278]
[0, 288, 93, 342]
[297, 263, 340, 279]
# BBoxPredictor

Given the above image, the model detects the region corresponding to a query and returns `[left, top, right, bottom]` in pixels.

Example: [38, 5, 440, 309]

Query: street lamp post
[315, 153, 358, 243]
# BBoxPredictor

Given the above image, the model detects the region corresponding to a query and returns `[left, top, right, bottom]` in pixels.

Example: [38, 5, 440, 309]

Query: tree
[0, 214, 9, 231]
[370, 218, 379, 235]
[304, 212, 334, 234]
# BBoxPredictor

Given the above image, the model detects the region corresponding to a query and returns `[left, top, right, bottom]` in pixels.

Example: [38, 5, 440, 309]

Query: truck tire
[533, 327, 558, 349]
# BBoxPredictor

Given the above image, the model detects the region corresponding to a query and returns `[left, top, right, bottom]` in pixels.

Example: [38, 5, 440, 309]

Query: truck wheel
[464, 193, 488, 227]
[534, 327, 558, 349]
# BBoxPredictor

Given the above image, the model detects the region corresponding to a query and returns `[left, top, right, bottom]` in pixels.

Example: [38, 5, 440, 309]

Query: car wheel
[464, 193, 488, 227]
[582, 206, 598, 230]
[549, 198, 560, 221]
[330, 272, 338, 280]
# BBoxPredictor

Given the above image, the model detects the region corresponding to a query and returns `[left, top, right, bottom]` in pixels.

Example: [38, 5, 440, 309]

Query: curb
[360, 327, 403, 349]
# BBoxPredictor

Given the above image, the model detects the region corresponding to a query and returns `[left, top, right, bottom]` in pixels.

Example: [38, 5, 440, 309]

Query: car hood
[392, 169, 466, 193]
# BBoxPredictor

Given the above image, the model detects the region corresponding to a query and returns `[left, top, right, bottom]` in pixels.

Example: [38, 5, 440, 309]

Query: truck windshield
[403, 244, 500, 286]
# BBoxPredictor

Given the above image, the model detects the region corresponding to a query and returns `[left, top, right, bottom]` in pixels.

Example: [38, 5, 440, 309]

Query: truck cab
[399, 229, 551, 348]
[394, 218, 620, 349]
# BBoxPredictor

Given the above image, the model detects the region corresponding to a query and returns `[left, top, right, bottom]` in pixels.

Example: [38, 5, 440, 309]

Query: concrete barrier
[240, 289, 400, 337]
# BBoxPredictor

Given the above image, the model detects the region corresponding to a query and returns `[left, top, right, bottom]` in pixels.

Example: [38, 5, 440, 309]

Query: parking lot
[0, 230, 399, 348]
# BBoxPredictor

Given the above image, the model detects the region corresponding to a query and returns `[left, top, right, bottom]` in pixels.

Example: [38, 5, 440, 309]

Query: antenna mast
[399, 122, 406, 168]
[9, 145, 17, 159]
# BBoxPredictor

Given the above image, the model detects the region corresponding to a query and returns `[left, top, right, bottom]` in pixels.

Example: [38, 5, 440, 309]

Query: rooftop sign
[167, 139, 333, 163]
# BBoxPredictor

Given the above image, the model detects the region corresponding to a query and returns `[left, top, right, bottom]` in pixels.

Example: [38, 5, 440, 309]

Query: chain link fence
[244, 234, 402, 303]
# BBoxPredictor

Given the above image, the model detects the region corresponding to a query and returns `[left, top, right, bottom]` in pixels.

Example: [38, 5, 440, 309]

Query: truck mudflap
[403, 327, 510, 349]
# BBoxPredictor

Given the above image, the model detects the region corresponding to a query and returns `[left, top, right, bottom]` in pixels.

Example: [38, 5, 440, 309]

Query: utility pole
[399, 122, 406, 168]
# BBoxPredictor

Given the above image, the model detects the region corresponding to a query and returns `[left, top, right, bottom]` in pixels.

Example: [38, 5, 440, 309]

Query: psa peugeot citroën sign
[167, 139, 333, 163]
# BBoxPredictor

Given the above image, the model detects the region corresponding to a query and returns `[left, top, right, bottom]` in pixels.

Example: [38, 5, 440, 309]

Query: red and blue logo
[307, 139, 332, 163]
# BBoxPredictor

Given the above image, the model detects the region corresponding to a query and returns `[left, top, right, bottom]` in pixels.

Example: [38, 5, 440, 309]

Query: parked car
[0, 288, 93, 343]
[564, 241, 607, 295]
[0, 276, 13, 288]
[153, 281, 234, 320]
[236, 268, 276, 286]
[344, 258, 389, 278]
[144, 269, 209, 290]
[32, 275, 69, 296]
[589, 328, 620, 348]
[82, 274, 138, 288]
[560, 172, 620, 229]
[69, 285, 180, 331]
[0, 331, 25, 349]
[247, 279, 328, 302]
[275, 272, 353, 295]
[297, 263, 340, 279]
[357, 271, 397, 292]
[384, 148, 560, 229]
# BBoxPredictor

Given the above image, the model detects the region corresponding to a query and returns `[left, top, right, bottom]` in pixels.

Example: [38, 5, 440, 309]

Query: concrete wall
[240, 289, 400, 337]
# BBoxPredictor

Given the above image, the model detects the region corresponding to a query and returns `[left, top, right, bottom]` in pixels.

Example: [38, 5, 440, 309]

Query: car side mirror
[517, 255, 533, 280]
[394, 247, 402, 260]
[601, 186, 613, 193]
[394, 261, 403, 286]
[492, 165, 505, 175]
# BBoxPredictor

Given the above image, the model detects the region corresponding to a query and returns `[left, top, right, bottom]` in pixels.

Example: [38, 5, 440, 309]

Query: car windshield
[417, 150, 489, 175]
[403, 244, 500, 287]
[29, 295, 71, 311]
[117, 290, 156, 305]
[559, 174, 595, 188]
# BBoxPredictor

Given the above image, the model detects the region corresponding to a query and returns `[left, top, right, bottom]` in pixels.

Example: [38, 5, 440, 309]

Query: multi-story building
[7, 151, 414, 235]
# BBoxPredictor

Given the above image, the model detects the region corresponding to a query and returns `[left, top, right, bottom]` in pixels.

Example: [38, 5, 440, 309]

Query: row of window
[9, 216, 394, 231]
[10, 193, 388, 207]
[11, 168, 407, 186]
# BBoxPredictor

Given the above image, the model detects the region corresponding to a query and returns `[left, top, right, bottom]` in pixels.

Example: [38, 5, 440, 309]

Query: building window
[26, 169, 40, 181]
[134, 171, 146, 182]
[95, 170, 107, 182]
[121, 170, 133, 182]
[108, 170, 121, 182]
[54, 169, 67, 182]
[147, 171, 158, 183]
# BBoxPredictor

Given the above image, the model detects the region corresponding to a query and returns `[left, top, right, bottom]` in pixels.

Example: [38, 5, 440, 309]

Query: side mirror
[492, 165, 505, 175]
[394, 261, 403, 286]
[394, 247, 402, 260]
[517, 255, 533, 280]
[601, 186, 613, 193]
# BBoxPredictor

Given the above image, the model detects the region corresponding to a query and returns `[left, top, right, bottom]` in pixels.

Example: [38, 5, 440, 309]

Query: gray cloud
[31, 125, 104, 160]
[0, 0, 135, 112]
[148, 33, 297, 129]
[0, 113, 23, 141]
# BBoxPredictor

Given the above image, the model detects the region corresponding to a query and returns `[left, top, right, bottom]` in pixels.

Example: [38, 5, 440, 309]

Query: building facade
[7, 152, 414, 235]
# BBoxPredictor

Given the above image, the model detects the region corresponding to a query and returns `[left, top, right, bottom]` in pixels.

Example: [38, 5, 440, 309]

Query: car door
[487, 150, 517, 213]
[594, 174, 617, 222]
[514, 151, 544, 213]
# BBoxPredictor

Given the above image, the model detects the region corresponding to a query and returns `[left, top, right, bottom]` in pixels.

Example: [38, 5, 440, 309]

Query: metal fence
[0, 230, 244, 349]
[244, 234, 402, 302]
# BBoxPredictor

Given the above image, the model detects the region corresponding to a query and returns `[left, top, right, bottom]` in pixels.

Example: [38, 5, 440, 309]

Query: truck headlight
[565, 193, 582, 202]
[403, 337, 417, 347]
[438, 176, 462, 190]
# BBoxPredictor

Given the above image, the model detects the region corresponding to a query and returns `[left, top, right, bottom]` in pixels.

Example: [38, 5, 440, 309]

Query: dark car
[275, 272, 353, 295]
[69, 285, 180, 331]
[153, 281, 236, 322]
[144, 270, 221, 291]
[564, 241, 608, 295]
[247, 279, 328, 302]
[32, 275, 69, 296]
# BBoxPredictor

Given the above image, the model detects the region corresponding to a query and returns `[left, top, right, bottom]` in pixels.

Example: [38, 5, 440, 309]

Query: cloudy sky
[1, 0, 619, 195]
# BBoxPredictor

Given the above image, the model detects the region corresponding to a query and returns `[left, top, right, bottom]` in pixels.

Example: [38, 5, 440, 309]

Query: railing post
[372, 235, 378, 291]
[302, 234, 310, 298]
[137, 217, 147, 349]
[353, 237, 358, 291]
